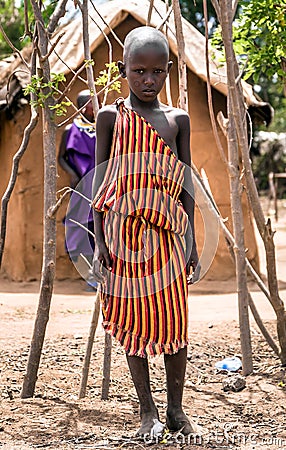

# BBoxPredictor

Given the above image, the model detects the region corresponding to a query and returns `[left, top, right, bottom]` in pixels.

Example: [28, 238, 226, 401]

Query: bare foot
[166, 409, 196, 435]
[136, 411, 161, 436]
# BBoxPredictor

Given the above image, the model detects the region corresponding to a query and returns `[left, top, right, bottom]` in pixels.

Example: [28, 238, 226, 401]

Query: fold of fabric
[92, 100, 189, 357]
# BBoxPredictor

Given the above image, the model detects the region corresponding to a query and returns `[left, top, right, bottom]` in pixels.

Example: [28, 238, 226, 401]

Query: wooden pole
[172, 0, 188, 111]
[101, 333, 112, 400]
[79, 290, 101, 399]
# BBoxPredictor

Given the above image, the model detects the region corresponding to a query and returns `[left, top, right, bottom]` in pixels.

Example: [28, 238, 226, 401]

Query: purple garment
[64, 119, 96, 260]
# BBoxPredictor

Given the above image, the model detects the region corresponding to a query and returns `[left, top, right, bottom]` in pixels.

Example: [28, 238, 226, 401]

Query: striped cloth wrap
[92, 100, 189, 357]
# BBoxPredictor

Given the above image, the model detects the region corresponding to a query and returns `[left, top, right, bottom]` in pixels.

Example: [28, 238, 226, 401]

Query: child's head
[118, 26, 172, 103]
[77, 90, 94, 121]
[123, 26, 169, 62]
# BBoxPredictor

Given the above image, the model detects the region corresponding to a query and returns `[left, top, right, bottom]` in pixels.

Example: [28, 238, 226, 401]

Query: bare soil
[1, 200, 286, 450]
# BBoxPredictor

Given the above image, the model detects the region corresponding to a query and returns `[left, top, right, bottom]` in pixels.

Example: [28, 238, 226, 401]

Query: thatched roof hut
[0, 0, 271, 281]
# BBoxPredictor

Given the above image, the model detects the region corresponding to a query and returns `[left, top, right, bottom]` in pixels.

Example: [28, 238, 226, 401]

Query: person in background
[58, 90, 98, 289]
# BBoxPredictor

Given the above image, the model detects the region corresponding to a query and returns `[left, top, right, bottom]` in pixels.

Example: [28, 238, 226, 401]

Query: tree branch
[211, 0, 221, 23]
[89, 0, 124, 48]
[232, 0, 239, 21]
[87, 14, 114, 106]
[54, 61, 88, 105]
[47, 0, 69, 35]
[147, 0, 154, 26]
[0, 23, 30, 69]
[76, 0, 100, 118]
[157, 7, 173, 31]
[23, 0, 32, 40]
[40, 33, 65, 62]
[203, 0, 228, 165]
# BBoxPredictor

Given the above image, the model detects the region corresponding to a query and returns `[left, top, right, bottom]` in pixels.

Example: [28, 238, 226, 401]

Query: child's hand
[186, 244, 200, 285]
[92, 241, 112, 283]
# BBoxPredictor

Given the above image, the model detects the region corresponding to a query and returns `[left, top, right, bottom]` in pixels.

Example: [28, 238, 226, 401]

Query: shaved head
[77, 90, 91, 109]
[123, 26, 169, 62]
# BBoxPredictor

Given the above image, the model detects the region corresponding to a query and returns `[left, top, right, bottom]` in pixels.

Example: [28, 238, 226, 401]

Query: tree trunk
[219, 0, 253, 375]
[215, 0, 286, 365]
[21, 3, 57, 398]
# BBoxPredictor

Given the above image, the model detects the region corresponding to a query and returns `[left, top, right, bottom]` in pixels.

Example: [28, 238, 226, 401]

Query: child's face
[122, 45, 171, 103]
[83, 100, 94, 121]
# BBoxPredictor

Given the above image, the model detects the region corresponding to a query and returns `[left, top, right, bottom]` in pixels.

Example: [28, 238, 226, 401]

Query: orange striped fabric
[92, 100, 189, 357]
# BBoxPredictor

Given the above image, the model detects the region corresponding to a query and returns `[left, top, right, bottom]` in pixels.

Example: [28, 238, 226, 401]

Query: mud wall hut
[0, 0, 271, 281]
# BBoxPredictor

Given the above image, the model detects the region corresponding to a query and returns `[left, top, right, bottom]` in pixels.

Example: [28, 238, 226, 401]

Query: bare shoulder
[160, 104, 190, 127]
[97, 104, 118, 130]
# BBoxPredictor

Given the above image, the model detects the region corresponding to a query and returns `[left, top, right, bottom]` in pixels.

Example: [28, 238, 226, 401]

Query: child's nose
[144, 74, 154, 85]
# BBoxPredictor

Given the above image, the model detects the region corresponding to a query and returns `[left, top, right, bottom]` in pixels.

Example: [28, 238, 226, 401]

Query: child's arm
[92, 106, 117, 275]
[176, 111, 199, 283]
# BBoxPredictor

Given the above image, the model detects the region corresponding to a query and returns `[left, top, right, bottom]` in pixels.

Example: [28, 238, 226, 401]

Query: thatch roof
[0, 0, 272, 123]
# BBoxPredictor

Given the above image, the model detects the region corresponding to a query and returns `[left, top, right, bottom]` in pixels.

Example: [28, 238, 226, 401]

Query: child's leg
[126, 354, 159, 435]
[164, 347, 194, 434]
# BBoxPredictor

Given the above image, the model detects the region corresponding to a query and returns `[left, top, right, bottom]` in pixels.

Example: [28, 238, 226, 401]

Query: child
[58, 91, 97, 287]
[92, 26, 199, 436]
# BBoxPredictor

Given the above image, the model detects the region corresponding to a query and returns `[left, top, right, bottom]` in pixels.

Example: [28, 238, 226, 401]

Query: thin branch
[203, 0, 227, 164]
[211, 0, 221, 22]
[55, 62, 88, 104]
[23, 0, 32, 39]
[232, 0, 239, 21]
[69, 219, 95, 238]
[153, 3, 176, 39]
[248, 294, 280, 357]
[0, 23, 30, 69]
[77, 0, 100, 118]
[47, 0, 69, 35]
[57, 97, 94, 127]
[87, 14, 113, 106]
[58, 74, 121, 127]
[147, 0, 154, 26]
[235, 56, 249, 85]
[157, 7, 173, 31]
[96, 75, 121, 97]
[89, 0, 124, 48]
[47, 187, 72, 218]
[40, 33, 65, 62]
[5, 69, 30, 107]
[198, 168, 271, 303]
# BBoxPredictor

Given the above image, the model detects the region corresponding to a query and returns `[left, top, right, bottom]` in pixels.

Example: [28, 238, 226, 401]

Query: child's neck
[127, 92, 160, 112]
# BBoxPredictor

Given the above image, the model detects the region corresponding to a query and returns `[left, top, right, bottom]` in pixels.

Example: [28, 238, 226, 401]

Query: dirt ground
[1, 200, 286, 450]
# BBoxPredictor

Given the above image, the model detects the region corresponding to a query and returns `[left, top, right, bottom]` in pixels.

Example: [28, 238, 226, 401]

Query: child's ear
[118, 61, 127, 78]
[167, 61, 173, 73]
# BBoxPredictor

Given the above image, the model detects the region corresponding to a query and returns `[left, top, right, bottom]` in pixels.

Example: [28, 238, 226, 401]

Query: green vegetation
[95, 62, 121, 93]
[0, 0, 57, 57]
[180, 0, 285, 133]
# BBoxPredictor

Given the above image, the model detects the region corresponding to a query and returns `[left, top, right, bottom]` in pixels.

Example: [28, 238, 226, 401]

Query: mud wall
[0, 15, 259, 281]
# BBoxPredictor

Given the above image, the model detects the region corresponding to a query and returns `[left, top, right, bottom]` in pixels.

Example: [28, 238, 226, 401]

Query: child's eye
[154, 69, 164, 73]
[135, 69, 144, 74]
